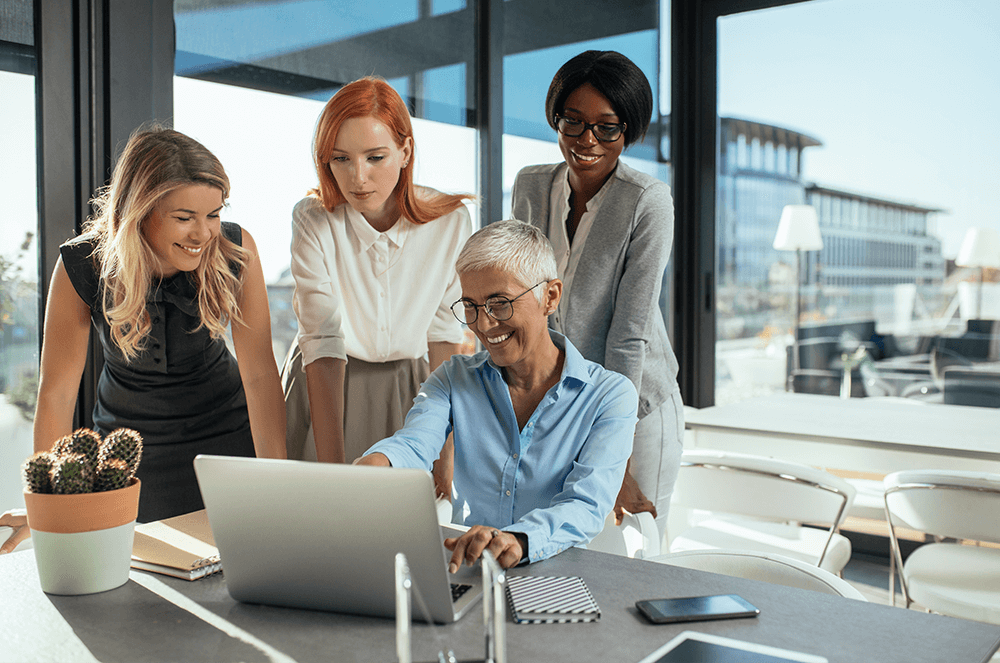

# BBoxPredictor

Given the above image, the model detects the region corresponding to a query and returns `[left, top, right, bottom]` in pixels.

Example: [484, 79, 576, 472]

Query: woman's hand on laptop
[445, 525, 524, 571]
[0, 510, 30, 554]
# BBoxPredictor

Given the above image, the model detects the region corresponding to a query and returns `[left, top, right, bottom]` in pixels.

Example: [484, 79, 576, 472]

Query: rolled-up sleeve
[290, 200, 347, 365]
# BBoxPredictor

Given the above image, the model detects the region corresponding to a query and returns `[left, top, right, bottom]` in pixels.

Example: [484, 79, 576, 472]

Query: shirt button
[512, 453, 518, 459]
[527, 422, 533, 428]
[505, 490, 511, 496]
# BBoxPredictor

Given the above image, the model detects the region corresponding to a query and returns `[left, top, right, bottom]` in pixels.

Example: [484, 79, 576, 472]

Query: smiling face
[327, 115, 412, 231]
[557, 83, 625, 191]
[144, 183, 223, 278]
[459, 268, 561, 374]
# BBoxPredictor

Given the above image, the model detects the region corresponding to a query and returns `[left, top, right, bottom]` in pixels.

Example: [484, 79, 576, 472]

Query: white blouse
[290, 192, 472, 365]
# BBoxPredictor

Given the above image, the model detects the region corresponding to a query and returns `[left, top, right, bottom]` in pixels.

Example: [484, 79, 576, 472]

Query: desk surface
[4, 546, 999, 663]
[686, 393, 1000, 464]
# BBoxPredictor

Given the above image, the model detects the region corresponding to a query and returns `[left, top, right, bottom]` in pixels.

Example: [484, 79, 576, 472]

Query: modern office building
[716, 116, 945, 337]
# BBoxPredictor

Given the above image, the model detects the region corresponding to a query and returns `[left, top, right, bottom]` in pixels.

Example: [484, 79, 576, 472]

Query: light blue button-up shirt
[365, 332, 637, 562]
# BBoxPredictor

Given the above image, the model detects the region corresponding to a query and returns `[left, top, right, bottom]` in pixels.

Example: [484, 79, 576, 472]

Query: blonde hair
[83, 126, 249, 361]
[311, 76, 473, 223]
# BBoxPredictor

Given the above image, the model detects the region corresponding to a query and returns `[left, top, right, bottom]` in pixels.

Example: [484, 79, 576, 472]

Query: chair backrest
[883, 470, 1000, 544]
[586, 511, 661, 560]
[673, 450, 856, 528]
[650, 549, 867, 600]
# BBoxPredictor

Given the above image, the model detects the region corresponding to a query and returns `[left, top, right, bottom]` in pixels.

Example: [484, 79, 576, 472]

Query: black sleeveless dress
[60, 222, 255, 522]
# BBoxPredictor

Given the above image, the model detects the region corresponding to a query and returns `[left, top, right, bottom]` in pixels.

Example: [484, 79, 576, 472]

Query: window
[0, 1, 38, 508]
[716, 0, 999, 406]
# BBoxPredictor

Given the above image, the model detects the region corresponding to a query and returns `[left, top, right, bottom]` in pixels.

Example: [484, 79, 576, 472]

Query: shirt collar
[344, 203, 407, 253]
[556, 163, 617, 213]
[476, 330, 593, 387]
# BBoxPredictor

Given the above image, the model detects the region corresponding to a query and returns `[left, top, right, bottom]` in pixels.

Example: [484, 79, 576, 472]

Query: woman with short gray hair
[359, 220, 637, 570]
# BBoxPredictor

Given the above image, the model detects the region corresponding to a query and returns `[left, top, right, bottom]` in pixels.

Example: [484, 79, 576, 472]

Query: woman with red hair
[283, 77, 474, 471]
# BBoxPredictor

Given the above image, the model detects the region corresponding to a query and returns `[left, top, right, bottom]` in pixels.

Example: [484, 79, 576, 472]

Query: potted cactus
[23, 428, 143, 595]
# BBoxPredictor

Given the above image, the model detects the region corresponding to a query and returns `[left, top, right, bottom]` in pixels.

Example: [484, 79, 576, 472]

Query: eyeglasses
[554, 115, 626, 143]
[451, 281, 548, 325]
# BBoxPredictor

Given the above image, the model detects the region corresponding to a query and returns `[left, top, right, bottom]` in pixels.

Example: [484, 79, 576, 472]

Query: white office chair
[586, 511, 661, 560]
[435, 496, 454, 525]
[883, 470, 1000, 624]
[650, 549, 866, 600]
[668, 449, 856, 574]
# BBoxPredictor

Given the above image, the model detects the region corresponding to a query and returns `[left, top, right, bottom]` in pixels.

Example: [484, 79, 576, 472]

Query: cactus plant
[50, 453, 96, 494]
[98, 428, 143, 479]
[94, 458, 132, 493]
[63, 429, 102, 472]
[23, 452, 57, 494]
[22, 427, 143, 495]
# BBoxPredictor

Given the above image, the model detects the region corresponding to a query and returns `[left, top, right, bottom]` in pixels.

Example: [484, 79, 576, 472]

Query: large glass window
[715, 0, 1000, 408]
[0, 3, 39, 508]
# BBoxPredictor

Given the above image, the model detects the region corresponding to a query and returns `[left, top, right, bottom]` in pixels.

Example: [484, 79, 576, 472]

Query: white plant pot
[32, 522, 136, 595]
[25, 479, 140, 596]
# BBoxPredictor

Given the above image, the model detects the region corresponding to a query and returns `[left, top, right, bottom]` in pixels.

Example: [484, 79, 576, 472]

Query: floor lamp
[773, 204, 824, 391]
[956, 227, 1000, 320]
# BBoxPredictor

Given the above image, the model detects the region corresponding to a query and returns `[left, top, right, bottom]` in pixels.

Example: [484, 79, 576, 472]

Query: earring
[403, 160, 410, 167]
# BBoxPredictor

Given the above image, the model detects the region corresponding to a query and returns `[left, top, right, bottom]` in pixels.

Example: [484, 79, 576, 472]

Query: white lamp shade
[956, 227, 1000, 268]
[773, 205, 823, 251]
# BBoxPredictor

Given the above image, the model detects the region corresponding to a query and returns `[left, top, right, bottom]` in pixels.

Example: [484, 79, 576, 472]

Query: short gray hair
[456, 220, 558, 301]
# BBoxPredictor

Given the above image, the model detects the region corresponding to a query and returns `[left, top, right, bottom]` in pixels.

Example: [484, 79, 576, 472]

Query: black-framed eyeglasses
[451, 281, 548, 325]
[554, 115, 626, 142]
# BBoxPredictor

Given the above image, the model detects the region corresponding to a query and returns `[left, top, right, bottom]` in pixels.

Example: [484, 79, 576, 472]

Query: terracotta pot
[24, 479, 141, 595]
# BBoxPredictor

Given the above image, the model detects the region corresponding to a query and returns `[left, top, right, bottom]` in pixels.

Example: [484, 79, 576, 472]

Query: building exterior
[717, 116, 945, 337]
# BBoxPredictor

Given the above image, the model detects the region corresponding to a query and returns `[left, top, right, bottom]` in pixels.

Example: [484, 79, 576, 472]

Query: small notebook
[131, 509, 222, 581]
[505, 575, 600, 624]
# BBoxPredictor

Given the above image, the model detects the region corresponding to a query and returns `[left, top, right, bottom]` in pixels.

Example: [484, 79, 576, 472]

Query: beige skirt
[281, 341, 429, 462]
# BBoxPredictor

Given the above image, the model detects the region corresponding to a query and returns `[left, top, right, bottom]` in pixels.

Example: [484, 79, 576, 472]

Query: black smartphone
[635, 594, 760, 624]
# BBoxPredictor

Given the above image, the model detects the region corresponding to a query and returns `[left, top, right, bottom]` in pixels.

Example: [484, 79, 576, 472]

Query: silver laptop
[193, 455, 482, 622]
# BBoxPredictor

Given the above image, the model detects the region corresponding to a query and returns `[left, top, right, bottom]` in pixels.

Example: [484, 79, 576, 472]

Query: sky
[717, 0, 1000, 256]
[3, 0, 998, 281]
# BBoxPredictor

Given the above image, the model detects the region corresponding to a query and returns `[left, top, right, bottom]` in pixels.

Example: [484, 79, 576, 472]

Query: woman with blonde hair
[2, 126, 285, 549]
[283, 76, 474, 471]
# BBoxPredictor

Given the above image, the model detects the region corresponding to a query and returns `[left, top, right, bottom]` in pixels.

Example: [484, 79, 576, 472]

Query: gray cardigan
[511, 161, 680, 419]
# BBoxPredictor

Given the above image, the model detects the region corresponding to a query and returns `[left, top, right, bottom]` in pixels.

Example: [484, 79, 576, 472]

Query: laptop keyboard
[450, 583, 473, 603]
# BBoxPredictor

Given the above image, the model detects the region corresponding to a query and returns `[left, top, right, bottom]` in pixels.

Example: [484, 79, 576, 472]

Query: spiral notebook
[505, 575, 600, 624]
[131, 509, 222, 581]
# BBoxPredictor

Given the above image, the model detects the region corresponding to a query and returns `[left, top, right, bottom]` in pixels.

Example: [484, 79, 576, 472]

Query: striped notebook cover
[506, 575, 600, 623]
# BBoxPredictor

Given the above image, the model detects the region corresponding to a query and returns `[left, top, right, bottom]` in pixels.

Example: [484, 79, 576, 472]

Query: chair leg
[888, 549, 896, 607]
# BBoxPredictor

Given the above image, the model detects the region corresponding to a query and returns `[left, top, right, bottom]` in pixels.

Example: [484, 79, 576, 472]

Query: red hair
[311, 77, 473, 224]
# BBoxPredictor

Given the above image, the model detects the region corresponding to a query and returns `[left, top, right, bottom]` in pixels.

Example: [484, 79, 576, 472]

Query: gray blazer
[511, 161, 680, 419]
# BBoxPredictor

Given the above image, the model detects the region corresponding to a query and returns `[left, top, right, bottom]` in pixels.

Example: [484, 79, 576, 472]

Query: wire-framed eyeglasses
[451, 281, 548, 325]
[554, 115, 626, 142]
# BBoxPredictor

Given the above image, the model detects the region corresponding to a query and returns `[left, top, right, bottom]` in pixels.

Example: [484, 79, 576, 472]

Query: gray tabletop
[3, 547, 999, 663]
